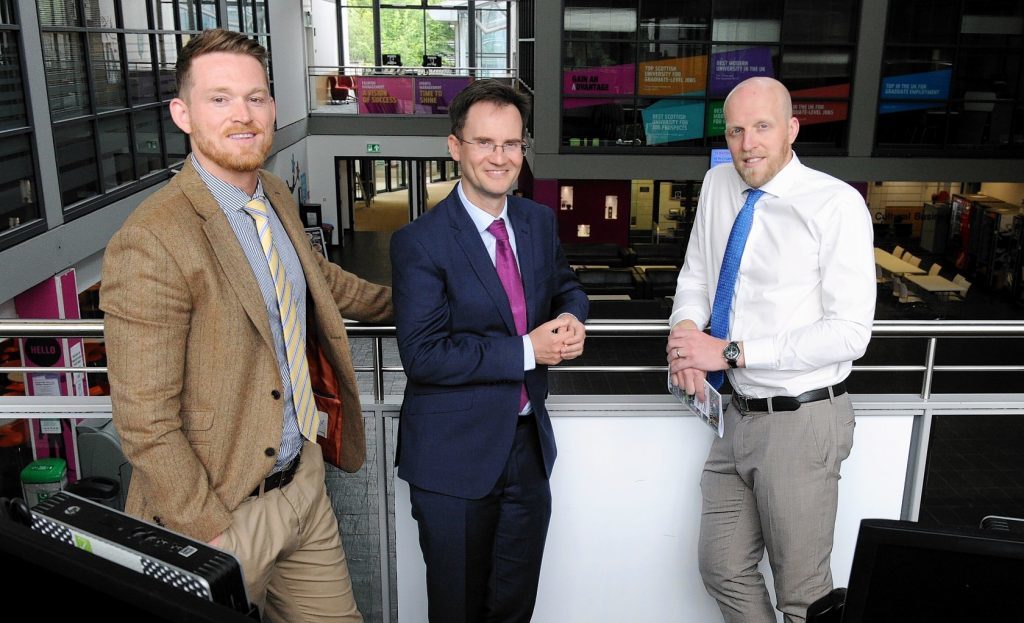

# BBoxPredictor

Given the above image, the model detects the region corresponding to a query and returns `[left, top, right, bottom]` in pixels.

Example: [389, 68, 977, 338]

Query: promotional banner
[638, 56, 707, 97]
[879, 69, 952, 114]
[790, 83, 851, 126]
[355, 76, 415, 114]
[642, 99, 706, 145]
[414, 77, 471, 114]
[563, 64, 635, 109]
[709, 47, 774, 96]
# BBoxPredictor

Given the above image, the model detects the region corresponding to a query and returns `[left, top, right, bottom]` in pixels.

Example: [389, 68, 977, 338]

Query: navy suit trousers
[410, 416, 552, 623]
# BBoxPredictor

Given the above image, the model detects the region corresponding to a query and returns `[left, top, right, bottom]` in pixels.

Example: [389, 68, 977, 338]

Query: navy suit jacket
[390, 188, 588, 499]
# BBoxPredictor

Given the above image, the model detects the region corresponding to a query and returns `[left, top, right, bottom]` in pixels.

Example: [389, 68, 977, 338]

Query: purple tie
[488, 218, 529, 412]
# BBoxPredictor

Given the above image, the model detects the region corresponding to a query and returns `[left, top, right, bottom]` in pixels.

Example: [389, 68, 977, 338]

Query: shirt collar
[190, 153, 266, 212]
[457, 181, 509, 235]
[752, 151, 802, 199]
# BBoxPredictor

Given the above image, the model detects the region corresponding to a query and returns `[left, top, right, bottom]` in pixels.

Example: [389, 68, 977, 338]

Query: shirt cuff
[523, 335, 536, 371]
[740, 336, 776, 370]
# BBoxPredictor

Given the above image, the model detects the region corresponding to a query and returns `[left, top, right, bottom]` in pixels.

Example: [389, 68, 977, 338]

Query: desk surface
[874, 248, 926, 275]
[905, 274, 968, 294]
[588, 294, 632, 301]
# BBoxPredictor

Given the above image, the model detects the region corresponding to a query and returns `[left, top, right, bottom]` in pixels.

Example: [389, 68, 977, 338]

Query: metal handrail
[3, 319, 1024, 400]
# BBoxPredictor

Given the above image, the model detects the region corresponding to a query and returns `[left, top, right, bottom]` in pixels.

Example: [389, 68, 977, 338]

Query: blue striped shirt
[191, 155, 304, 472]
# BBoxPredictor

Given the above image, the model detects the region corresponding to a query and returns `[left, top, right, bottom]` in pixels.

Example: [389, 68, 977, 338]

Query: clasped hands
[529, 315, 586, 365]
[666, 321, 730, 401]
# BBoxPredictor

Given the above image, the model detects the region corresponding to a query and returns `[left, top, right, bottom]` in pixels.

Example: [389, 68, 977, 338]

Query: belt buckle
[734, 394, 750, 414]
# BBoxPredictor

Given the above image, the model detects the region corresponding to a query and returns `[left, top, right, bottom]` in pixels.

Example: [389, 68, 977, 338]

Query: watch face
[723, 342, 740, 360]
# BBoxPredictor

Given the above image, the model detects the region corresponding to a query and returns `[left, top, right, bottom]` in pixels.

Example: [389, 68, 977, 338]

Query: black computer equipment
[841, 519, 1024, 622]
[0, 497, 256, 621]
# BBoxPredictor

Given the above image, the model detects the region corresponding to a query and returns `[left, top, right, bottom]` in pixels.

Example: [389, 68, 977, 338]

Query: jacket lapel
[508, 200, 535, 328]
[178, 161, 274, 351]
[446, 191, 518, 335]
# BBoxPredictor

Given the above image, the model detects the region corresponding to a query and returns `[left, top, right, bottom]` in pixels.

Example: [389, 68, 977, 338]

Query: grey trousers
[697, 392, 855, 623]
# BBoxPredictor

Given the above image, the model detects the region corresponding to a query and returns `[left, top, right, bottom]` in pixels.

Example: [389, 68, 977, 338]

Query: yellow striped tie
[245, 198, 319, 441]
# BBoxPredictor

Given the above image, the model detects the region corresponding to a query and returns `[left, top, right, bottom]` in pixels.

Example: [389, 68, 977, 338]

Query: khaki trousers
[698, 393, 855, 623]
[220, 441, 362, 623]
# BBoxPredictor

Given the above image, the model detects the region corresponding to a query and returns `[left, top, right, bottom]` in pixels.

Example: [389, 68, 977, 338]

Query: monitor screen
[710, 148, 731, 169]
[842, 519, 1024, 622]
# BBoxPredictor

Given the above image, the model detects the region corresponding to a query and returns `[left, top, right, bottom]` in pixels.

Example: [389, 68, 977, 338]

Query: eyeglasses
[455, 137, 529, 156]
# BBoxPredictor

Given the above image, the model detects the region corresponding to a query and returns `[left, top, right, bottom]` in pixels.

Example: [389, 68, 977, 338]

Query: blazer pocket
[407, 389, 475, 414]
[180, 410, 215, 443]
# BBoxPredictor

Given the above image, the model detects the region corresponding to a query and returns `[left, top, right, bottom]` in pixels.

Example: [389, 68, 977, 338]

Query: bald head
[725, 77, 793, 120]
[722, 77, 799, 188]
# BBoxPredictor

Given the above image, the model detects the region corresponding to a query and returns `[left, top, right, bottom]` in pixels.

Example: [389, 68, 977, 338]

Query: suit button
[271, 389, 281, 399]
[265, 447, 276, 457]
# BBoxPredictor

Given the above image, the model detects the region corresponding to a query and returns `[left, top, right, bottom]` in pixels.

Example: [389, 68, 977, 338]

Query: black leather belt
[251, 456, 300, 497]
[733, 382, 847, 415]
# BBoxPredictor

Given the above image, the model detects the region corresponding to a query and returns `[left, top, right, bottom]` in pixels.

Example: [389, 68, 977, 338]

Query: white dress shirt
[670, 153, 876, 398]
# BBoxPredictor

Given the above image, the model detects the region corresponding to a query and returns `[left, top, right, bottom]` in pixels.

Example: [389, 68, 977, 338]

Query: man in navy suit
[390, 80, 588, 622]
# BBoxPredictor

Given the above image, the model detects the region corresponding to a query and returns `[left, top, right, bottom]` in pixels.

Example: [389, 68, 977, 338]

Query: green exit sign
[366, 143, 381, 153]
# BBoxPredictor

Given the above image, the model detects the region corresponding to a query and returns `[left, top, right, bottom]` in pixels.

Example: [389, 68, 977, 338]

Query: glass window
[227, 2, 240, 31]
[84, 0, 118, 28]
[154, 0, 175, 29]
[99, 114, 133, 190]
[0, 1, 15, 26]
[475, 8, 506, 74]
[886, 0, 960, 44]
[783, 0, 857, 44]
[122, 2, 150, 29]
[780, 48, 852, 91]
[178, 0, 197, 30]
[43, 31, 91, 120]
[161, 107, 187, 164]
[564, 1, 636, 41]
[0, 135, 40, 236]
[200, 0, 218, 29]
[54, 121, 101, 206]
[426, 9, 458, 66]
[952, 49, 1021, 101]
[712, 0, 783, 42]
[640, 0, 709, 43]
[90, 32, 126, 112]
[342, 7, 376, 67]
[134, 109, 162, 176]
[39, 0, 82, 27]
[0, 30, 28, 131]
[127, 33, 157, 105]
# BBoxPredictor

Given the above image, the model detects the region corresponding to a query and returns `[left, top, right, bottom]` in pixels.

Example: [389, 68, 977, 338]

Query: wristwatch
[723, 341, 741, 368]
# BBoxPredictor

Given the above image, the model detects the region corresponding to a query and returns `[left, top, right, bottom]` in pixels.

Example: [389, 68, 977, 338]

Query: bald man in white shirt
[666, 77, 876, 623]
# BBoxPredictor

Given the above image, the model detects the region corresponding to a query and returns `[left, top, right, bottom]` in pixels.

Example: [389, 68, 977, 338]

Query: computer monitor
[710, 148, 731, 169]
[842, 519, 1024, 622]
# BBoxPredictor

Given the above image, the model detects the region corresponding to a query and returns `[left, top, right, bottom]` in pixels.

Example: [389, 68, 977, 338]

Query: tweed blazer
[100, 159, 392, 541]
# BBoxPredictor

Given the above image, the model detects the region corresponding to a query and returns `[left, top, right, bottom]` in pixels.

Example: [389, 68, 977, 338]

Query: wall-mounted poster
[709, 47, 774, 97]
[642, 100, 706, 145]
[879, 70, 952, 114]
[415, 77, 471, 115]
[355, 77, 415, 114]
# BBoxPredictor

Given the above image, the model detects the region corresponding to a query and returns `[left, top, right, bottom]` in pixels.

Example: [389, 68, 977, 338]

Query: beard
[190, 123, 273, 173]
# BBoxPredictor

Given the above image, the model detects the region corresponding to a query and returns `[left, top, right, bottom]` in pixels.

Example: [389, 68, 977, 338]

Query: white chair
[892, 276, 903, 297]
[898, 281, 923, 304]
[907, 255, 922, 267]
[893, 245, 905, 258]
[928, 263, 942, 276]
[949, 275, 972, 301]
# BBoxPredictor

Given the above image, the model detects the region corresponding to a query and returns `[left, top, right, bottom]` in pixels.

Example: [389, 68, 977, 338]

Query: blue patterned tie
[707, 188, 764, 390]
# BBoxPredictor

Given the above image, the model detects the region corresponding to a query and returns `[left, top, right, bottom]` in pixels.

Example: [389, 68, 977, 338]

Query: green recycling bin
[20, 457, 67, 507]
